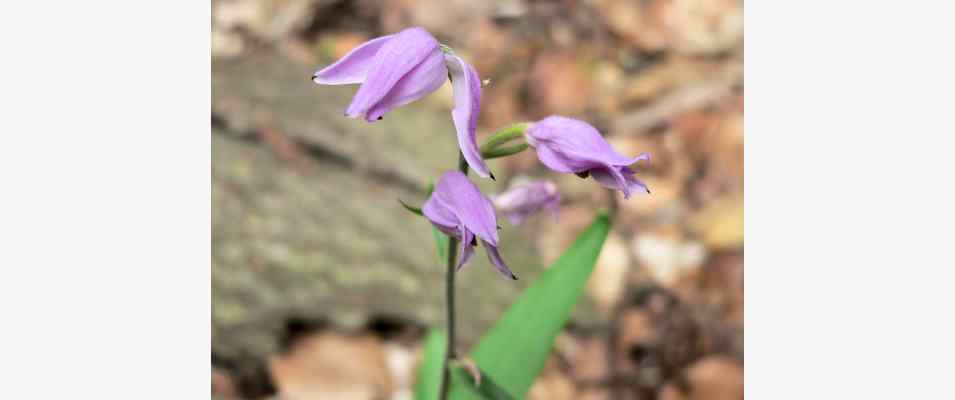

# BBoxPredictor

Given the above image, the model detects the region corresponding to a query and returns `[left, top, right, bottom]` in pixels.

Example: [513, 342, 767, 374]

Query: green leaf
[413, 213, 611, 399]
[414, 329, 447, 400]
[399, 198, 424, 216]
[414, 332, 518, 400]
[450, 213, 611, 399]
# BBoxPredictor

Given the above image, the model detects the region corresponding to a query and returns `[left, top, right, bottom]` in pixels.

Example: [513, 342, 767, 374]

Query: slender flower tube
[525, 116, 651, 199]
[492, 180, 561, 225]
[423, 171, 517, 280]
[312, 27, 491, 177]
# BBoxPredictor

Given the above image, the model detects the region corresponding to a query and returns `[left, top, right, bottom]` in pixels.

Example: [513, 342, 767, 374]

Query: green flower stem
[480, 122, 530, 154]
[439, 231, 458, 400]
[438, 152, 469, 400]
[482, 143, 530, 160]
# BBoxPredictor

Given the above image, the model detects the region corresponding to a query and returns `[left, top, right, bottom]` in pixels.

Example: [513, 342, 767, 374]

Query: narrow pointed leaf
[399, 198, 424, 216]
[447, 213, 611, 399]
[414, 329, 447, 400]
[414, 330, 517, 400]
[414, 211, 611, 398]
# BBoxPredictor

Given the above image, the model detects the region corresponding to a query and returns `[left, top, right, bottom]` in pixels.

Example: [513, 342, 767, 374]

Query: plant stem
[438, 153, 470, 400]
[479, 122, 529, 154]
[438, 232, 458, 400]
[481, 143, 530, 160]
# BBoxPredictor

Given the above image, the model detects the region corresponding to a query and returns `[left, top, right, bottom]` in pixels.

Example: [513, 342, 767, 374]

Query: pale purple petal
[422, 191, 459, 236]
[589, 166, 629, 197]
[504, 210, 531, 225]
[591, 167, 650, 199]
[482, 240, 517, 280]
[526, 116, 652, 198]
[493, 180, 561, 225]
[457, 227, 475, 270]
[589, 157, 651, 199]
[445, 54, 490, 178]
[433, 171, 499, 245]
[312, 35, 393, 85]
[525, 116, 641, 171]
[345, 27, 440, 119]
[528, 139, 578, 173]
[424, 171, 514, 279]
[624, 152, 651, 167]
[365, 50, 447, 121]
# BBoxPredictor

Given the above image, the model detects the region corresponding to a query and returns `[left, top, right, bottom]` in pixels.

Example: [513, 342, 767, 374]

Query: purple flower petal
[365, 50, 448, 121]
[457, 227, 475, 270]
[444, 54, 491, 178]
[525, 116, 652, 198]
[423, 171, 515, 279]
[492, 180, 561, 226]
[345, 27, 440, 119]
[591, 166, 650, 199]
[504, 210, 531, 225]
[312, 35, 393, 85]
[482, 240, 517, 280]
[422, 191, 460, 236]
[434, 171, 499, 244]
[527, 139, 578, 173]
[526, 116, 642, 171]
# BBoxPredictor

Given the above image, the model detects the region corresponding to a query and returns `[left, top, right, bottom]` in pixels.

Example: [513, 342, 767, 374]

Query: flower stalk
[439, 224, 458, 400]
[438, 152, 469, 400]
[480, 122, 529, 154]
[482, 143, 529, 160]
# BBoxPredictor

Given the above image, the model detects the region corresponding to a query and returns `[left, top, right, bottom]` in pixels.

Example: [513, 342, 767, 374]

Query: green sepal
[481, 143, 529, 160]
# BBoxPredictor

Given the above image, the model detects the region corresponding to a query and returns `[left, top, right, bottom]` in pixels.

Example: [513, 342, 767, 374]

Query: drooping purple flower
[525, 116, 651, 199]
[422, 171, 517, 280]
[312, 27, 491, 178]
[492, 180, 561, 225]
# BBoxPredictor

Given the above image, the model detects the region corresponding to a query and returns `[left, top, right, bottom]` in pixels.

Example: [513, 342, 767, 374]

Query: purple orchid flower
[423, 171, 517, 280]
[492, 180, 561, 225]
[312, 27, 491, 178]
[525, 116, 651, 199]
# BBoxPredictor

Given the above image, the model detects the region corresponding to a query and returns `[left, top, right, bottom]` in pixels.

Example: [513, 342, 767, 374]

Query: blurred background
[212, 0, 742, 399]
